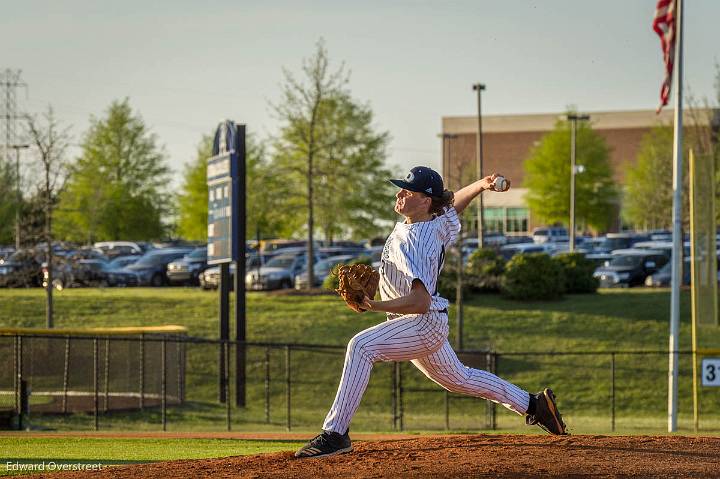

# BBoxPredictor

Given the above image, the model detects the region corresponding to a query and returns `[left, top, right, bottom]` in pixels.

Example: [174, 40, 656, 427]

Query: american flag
[652, 0, 677, 113]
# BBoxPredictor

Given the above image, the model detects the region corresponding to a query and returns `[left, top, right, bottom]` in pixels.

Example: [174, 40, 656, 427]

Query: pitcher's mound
[42, 434, 720, 478]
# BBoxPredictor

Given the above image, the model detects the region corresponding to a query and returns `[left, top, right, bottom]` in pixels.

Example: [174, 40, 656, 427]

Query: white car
[93, 241, 145, 258]
[532, 227, 569, 244]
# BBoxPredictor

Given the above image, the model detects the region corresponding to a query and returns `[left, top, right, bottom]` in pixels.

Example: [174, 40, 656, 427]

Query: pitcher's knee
[346, 333, 375, 362]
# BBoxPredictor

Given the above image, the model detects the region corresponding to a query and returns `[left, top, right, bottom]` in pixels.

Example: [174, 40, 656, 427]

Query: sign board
[701, 358, 720, 386]
[207, 120, 245, 265]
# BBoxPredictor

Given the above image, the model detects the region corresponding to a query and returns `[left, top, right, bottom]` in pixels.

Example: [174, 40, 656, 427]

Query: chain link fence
[1, 332, 719, 432]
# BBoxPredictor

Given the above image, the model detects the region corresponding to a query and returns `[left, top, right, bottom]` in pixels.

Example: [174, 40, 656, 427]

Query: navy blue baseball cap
[389, 166, 445, 198]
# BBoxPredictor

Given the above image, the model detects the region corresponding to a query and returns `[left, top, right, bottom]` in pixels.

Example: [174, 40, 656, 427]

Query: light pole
[566, 114, 589, 251]
[10, 144, 30, 250]
[472, 83, 486, 249]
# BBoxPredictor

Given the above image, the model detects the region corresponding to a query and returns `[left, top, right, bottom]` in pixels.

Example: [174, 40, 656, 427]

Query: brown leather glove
[333, 264, 380, 313]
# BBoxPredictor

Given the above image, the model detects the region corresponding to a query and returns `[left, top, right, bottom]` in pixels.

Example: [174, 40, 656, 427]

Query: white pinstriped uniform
[323, 206, 530, 434]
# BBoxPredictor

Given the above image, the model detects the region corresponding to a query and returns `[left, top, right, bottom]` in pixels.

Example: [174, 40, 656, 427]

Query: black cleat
[294, 430, 352, 458]
[526, 388, 568, 435]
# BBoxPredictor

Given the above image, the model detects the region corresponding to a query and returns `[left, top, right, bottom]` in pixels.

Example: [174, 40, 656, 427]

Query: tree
[622, 64, 720, 229]
[176, 132, 286, 242]
[26, 106, 71, 328]
[176, 134, 212, 241]
[622, 124, 674, 229]
[524, 118, 617, 232]
[272, 40, 395, 287]
[55, 99, 170, 242]
[0, 161, 17, 245]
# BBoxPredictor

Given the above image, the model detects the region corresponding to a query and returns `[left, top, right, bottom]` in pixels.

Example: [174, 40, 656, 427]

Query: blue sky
[3, 0, 718, 185]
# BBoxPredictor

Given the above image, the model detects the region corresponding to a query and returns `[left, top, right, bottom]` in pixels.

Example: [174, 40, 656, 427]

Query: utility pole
[1, 69, 28, 250]
[566, 113, 590, 251]
[11, 145, 30, 250]
[472, 83, 486, 249]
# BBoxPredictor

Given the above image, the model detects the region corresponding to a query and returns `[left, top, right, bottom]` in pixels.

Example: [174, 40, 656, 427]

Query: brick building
[441, 109, 719, 235]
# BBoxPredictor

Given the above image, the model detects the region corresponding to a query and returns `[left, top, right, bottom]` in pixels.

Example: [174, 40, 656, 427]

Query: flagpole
[668, 0, 684, 433]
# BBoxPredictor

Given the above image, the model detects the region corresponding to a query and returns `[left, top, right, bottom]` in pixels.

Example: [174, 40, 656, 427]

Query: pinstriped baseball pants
[322, 311, 530, 434]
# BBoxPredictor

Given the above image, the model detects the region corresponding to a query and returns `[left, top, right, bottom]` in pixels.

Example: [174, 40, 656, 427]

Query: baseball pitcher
[295, 167, 567, 459]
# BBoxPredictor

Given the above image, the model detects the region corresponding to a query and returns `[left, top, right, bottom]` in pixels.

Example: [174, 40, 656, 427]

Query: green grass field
[0, 437, 300, 476]
[1, 287, 719, 436]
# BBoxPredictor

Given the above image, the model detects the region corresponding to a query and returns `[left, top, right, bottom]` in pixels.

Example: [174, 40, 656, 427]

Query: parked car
[463, 234, 507, 250]
[74, 259, 140, 287]
[585, 237, 612, 254]
[294, 254, 355, 289]
[593, 249, 669, 288]
[0, 247, 14, 261]
[0, 249, 42, 287]
[604, 232, 649, 251]
[103, 262, 140, 287]
[498, 243, 552, 261]
[645, 258, 692, 287]
[532, 227, 568, 244]
[167, 247, 208, 285]
[632, 240, 690, 258]
[200, 263, 236, 290]
[585, 253, 615, 268]
[260, 240, 320, 255]
[246, 253, 274, 271]
[107, 255, 141, 270]
[246, 253, 322, 291]
[318, 246, 367, 258]
[67, 248, 109, 262]
[124, 248, 194, 286]
[93, 241, 145, 259]
[200, 254, 276, 290]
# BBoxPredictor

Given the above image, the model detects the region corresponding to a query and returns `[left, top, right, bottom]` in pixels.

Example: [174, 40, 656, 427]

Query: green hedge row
[321, 250, 598, 301]
[440, 249, 599, 301]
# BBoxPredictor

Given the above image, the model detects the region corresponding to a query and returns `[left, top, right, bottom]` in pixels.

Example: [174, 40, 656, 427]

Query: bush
[322, 272, 338, 291]
[465, 248, 506, 293]
[501, 253, 565, 300]
[322, 255, 373, 291]
[437, 249, 471, 299]
[553, 252, 599, 293]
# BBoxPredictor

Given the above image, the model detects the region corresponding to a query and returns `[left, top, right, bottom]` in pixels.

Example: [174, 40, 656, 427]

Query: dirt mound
[38, 434, 720, 478]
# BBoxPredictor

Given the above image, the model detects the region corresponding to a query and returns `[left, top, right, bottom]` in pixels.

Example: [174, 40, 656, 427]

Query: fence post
[103, 338, 110, 413]
[139, 333, 145, 410]
[611, 352, 616, 433]
[176, 338, 182, 404]
[180, 336, 186, 403]
[225, 341, 231, 431]
[62, 336, 70, 414]
[161, 337, 167, 432]
[285, 345, 291, 432]
[444, 390, 450, 430]
[486, 352, 497, 430]
[265, 347, 270, 424]
[491, 352, 497, 430]
[392, 362, 398, 431]
[397, 362, 404, 431]
[13, 335, 19, 416]
[93, 338, 99, 431]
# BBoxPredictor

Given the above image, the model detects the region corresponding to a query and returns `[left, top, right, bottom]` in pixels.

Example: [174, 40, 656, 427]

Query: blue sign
[207, 120, 244, 265]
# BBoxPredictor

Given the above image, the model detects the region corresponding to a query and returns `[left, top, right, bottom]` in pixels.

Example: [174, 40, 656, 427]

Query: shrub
[553, 252, 599, 293]
[437, 249, 471, 299]
[465, 248, 506, 293]
[322, 272, 338, 291]
[501, 253, 565, 300]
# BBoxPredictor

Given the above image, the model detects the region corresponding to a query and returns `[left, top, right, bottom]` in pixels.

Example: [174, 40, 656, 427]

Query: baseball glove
[333, 264, 380, 313]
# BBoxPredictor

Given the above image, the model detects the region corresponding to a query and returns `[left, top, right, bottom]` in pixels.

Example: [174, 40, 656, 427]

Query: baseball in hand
[492, 176, 509, 192]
